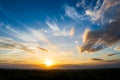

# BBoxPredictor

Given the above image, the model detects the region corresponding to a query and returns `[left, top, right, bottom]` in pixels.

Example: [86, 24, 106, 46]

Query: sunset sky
[0, 0, 120, 69]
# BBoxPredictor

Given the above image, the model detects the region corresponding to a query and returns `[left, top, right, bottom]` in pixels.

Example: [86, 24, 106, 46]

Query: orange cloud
[70, 27, 75, 37]
[82, 28, 90, 44]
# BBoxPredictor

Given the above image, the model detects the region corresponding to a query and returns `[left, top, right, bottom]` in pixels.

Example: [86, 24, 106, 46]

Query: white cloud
[28, 28, 56, 49]
[94, 0, 102, 10]
[46, 20, 70, 37]
[80, 0, 87, 9]
[85, 9, 101, 21]
[6, 26, 38, 42]
[0, 23, 57, 50]
[76, 0, 87, 9]
[85, 0, 120, 22]
[85, 0, 103, 21]
[46, 21, 59, 32]
[75, 40, 79, 44]
[85, 10, 94, 17]
[109, 19, 116, 23]
[70, 27, 75, 37]
[65, 5, 82, 20]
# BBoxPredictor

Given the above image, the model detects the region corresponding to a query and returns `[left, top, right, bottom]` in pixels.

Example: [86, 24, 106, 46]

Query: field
[0, 68, 120, 80]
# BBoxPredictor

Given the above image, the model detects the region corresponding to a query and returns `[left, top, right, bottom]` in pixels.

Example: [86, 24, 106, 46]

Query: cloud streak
[107, 54, 116, 57]
[37, 47, 48, 53]
[65, 5, 86, 21]
[46, 20, 72, 37]
[46, 21, 59, 32]
[0, 37, 48, 54]
[91, 58, 103, 61]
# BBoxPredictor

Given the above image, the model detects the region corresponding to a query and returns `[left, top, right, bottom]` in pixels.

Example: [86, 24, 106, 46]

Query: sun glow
[44, 59, 54, 67]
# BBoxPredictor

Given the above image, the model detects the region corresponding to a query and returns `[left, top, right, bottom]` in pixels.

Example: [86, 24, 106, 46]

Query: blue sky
[0, 0, 120, 69]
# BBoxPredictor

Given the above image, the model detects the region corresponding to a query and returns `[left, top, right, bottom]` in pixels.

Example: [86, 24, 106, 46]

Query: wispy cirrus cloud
[5, 25, 38, 43]
[85, 0, 120, 23]
[76, 0, 87, 9]
[46, 20, 73, 37]
[0, 22, 51, 54]
[28, 28, 55, 48]
[0, 21, 75, 59]
[46, 21, 59, 32]
[0, 37, 48, 54]
[0, 22, 57, 49]
[65, 5, 84, 21]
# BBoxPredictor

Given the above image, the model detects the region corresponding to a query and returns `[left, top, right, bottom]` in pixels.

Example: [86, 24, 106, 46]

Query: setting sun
[44, 59, 54, 67]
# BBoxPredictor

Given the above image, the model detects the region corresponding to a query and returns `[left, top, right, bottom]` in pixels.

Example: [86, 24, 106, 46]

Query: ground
[0, 68, 120, 80]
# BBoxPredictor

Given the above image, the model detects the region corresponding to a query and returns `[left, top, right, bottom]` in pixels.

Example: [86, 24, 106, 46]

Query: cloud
[5, 26, 38, 42]
[82, 28, 91, 44]
[94, 0, 103, 10]
[0, 37, 48, 54]
[76, 46, 82, 53]
[78, 0, 120, 52]
[0, 37, 18, 50]
[28, 28, 55, 48]
[0, 59, 24, 64]
[107, 54, 116, 56]
[81, 21, 120, 52]
[46, 21, 59, 32]
[65, 5, 83, 20]
[0, 21, 75, 57]
[70, 27, 75, 37]
[76, 2, 81, 8]
[114, 46, 120, 51]
[37, 47, 48, 53]
[78, 0, 87, 9]
[79, 18, 120, 52]
[105, 59, 120, 63]
[0, 23, 52, 53]
[91, 58, 103, 61]
[85, 9, 102, 22]
[85, 0, 120, 22]
[46, 20, 70, 37]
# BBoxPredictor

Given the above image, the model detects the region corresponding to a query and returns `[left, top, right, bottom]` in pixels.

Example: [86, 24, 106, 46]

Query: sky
[0, 0, 120, 69]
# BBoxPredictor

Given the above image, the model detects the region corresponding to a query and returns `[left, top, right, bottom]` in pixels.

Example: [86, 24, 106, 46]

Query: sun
[44, 59, 54, 67]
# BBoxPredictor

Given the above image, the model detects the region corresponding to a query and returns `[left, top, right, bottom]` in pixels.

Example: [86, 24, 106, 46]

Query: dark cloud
[80, 19, 120, 52]
[37, 47, 48, 53]
[79, 0, 120, 52]
[91, 58, 103, 61]
[106, 59, 120, 63]
[0, 37, 34, 53]
[0, 37, 48, 54]
[107, 54, 116, 56]
[0, 59, 24, 64]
